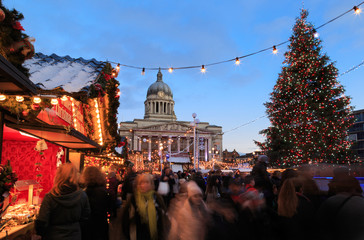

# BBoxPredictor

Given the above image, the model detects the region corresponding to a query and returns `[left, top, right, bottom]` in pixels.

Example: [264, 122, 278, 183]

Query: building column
[187, 137, 190, 153]
[177, 136, 181, 153]
[204, 138, 208, 162]
[138, 137, 142, 151]
[168, 136, 172, 154]
[148, 136, 152, 161]
[208, 137, 212, 161]
[133, 135, 138, 151]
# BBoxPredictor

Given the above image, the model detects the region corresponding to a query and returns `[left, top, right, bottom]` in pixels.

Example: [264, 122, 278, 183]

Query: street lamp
[191, 113, 200, 171]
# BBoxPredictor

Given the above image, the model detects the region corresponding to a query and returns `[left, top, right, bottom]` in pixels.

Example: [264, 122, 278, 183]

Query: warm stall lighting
[16, 96, 24, 102]
[0, 95, 6, 101]
[33, 96, 42, 104]
[51, 98, 58, 105]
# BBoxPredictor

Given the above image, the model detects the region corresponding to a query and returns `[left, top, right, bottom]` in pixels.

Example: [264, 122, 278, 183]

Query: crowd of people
[34, 155, 364, 240]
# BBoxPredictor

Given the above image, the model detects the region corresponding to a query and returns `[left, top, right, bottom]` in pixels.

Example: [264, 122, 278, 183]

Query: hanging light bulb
[201, 65, 206, 73]
[116, 63, 120, 72]
[235, 57, 240, 65]
[0, 94, 6, 101]
[33, 96, 42, 104]
[168, 67, 173, 73]
[353, 6, 361, 14]
[141, 68, 145, 75]
[312, 29, 319, 38]
[51, 98, 58, 105]
[16, 96, 24, 102]
[61, 95, 68, 101]
[272, 46, 278, 54]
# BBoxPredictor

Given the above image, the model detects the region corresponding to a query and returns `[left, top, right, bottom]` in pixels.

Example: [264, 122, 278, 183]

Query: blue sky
[7, 0, 364, 153]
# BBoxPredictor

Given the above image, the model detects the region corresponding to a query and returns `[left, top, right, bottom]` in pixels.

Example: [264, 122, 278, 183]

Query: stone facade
[119, 70, 223, 164]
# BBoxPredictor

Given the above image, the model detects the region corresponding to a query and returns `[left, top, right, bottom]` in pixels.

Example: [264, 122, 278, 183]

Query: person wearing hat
[251, 155, 274, 208]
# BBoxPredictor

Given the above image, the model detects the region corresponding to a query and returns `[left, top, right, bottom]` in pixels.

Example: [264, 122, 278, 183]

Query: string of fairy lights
[221, 58, 364, 135]
[107, 3, 363, 75]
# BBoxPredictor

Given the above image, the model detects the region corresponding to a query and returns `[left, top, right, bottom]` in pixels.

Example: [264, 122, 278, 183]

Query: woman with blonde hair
[122, 173, 168, 240]
[35, 163, 90, 240]
[274, 177, 315, 240]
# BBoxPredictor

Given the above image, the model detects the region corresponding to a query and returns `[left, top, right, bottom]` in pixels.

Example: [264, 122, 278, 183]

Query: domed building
[119, 70, 223, 171]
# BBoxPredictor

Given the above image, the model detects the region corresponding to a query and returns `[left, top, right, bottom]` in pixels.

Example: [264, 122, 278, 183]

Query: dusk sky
[7, 0, 364, 154]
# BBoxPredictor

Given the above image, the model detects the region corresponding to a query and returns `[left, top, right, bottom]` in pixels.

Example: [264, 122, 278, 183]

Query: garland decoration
[0, 0, 35, 77]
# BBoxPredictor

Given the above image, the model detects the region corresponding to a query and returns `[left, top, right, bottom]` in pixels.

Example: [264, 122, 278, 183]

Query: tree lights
[256, 9, 356, 167]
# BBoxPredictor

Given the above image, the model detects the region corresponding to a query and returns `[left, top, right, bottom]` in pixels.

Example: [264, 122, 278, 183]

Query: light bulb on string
[141, 68, 145, 75]
[16, 96, 24, 102]
[312, 29, 319, 38]
[272, 46, 278, 54]
[201, 65, 206, 73]
[353, 6, 361, 15]
[61, 95, 68, 101]
[116, 64, 120, 73]
[51, 98, 58, 105]
[168, 67, 173, 73]
[33, 96, 42, 104]
[235, 57, 240, 65]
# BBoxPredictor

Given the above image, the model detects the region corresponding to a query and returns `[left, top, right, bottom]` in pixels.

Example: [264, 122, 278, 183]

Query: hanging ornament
[35, 139, 48, 152]
[31, 103, 40, 111]
[0, 8, 5, 22]
[56, 147, 64, 168]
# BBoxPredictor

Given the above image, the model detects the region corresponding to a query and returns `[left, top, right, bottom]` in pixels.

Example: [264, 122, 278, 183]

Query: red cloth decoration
[1, 140, 65, 201]
[12, 21, 25, 31]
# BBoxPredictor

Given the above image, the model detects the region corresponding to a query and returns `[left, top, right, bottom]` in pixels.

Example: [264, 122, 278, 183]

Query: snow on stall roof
[24, 53, 106, 93]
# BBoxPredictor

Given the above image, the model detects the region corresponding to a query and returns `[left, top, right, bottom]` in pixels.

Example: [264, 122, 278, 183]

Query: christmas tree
[256, 9, 355, 167]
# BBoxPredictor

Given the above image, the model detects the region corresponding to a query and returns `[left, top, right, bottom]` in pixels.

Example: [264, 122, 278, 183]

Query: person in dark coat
[80, 166, 109, 240]
[160, 167, 175, 207]
[191, 171, 206, 196]
[316, 175, 364, 240]
[121, 173, 169, 240]
[122, 166, 137, 201]
[35, 163, 90, 240]
[251, 155, 274, 208]
[274, 177, 315, 240]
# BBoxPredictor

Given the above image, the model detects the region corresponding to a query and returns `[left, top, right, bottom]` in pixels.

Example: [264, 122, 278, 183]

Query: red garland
[102, 72, 112, 81]
[12, 21, 25, 31]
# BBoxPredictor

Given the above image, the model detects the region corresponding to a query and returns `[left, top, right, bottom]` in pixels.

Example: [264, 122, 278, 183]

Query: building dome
[146, 70, 173, 98]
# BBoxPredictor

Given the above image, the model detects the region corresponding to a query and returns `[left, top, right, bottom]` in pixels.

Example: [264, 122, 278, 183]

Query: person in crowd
[280, 168, 298, 186]
[160, 167, 175, 207]
[274, 177, 315, 240]
[172, 173, 180, 196]
[121, 165, 137, 202]
[271, 170, 282, 190]
[121, 173, 168, 240]
[327, 166, 351, 197]
[205, 172, 222, 203]
[35, 163, 90, 240]
[168, 181, 210, 240]
[191, 171, 206, 197]
[317, 174, 364, 240]
[297, 165, 323, 211]
[80, 166, 109, 240]
[107, 165, 121, 218]
[241, 174, 265, 211]
[251, 155, 274, 208]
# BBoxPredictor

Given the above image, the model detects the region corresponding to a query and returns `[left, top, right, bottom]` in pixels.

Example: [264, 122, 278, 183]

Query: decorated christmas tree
[256, 9, 355, 167]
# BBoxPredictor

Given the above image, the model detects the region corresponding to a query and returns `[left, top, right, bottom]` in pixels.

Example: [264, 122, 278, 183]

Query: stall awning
[6, 122, 100, 149]
[0, 55, 38, 95]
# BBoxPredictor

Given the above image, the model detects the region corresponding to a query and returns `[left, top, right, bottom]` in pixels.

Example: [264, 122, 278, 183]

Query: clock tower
[144, 69, 177, 121]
